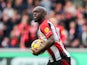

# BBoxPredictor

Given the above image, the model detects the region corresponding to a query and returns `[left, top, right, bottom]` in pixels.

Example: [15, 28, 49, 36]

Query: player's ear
[42, 10, 47, 16]
[44, 11, 47, 16]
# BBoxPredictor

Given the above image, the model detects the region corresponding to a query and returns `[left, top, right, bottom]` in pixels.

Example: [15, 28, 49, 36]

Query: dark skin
[32, 6, 55, 55]
[33, 6, 46, 24]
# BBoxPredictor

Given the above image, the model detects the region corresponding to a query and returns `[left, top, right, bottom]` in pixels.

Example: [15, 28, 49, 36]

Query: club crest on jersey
[44, 27, 50, 33]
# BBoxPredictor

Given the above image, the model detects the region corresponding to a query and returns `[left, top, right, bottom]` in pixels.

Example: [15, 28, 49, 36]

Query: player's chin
[34, 20, 38, 22]
[34, 19, 39, 22]
[33, 17, 37, 21]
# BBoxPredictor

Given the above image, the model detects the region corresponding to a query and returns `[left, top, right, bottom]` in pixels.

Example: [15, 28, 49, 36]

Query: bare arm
[33, 21, 58, 55]
[33, 35, 55, 55]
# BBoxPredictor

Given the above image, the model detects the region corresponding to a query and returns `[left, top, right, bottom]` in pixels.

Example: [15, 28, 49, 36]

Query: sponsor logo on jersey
[44, 27, 50, 33]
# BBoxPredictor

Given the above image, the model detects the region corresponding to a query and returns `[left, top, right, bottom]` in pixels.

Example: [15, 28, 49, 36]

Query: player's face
[33, 9, 43, 22]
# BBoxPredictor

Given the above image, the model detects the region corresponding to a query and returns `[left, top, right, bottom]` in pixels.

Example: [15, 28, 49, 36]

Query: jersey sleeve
[48, 22, 60, 41]
[40, 22, 53, 39]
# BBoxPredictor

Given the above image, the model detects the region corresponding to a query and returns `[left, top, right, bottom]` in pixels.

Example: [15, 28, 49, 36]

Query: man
[32, 6, 71, 65]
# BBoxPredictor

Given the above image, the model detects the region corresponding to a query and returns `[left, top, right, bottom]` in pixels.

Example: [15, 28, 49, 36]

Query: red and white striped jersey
[38, 20, 70, 62]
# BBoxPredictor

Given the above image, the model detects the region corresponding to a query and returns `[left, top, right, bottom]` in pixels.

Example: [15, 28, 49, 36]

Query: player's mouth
[34, 16, 37, 19]
[33, 15, 38, 20]
[33, 14, 37, 19]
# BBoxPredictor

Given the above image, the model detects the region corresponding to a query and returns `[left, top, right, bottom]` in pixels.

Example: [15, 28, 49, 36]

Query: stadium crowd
[0, 0, 87, 48]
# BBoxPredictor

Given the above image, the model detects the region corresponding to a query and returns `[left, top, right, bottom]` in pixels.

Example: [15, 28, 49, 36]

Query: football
[31, 39, 45, 52]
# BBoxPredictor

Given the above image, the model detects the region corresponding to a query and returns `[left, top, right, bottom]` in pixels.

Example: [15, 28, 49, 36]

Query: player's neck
[38, 18, 45, 24]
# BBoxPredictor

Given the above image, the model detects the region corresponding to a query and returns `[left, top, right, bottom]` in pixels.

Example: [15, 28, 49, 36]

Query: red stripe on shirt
[54, 42, 67, 58]
[48, 48, 56, 61]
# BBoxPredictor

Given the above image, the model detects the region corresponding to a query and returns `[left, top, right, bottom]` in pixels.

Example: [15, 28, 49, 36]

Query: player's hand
[31, 48, 39, 56]
[32, 52, 38, 56]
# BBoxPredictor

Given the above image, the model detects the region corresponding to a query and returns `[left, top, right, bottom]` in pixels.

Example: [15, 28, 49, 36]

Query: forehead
[33, 6, 46, 13]
[33, 8, 41, 12]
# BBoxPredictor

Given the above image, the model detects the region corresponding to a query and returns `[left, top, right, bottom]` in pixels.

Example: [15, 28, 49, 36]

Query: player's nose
[33, 13, 36, 16]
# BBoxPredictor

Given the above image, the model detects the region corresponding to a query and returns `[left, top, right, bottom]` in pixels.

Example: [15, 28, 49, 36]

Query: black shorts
[47, 57, 71, 65]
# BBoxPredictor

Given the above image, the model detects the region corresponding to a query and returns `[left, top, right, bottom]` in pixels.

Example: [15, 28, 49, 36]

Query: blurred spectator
[29, 20, 38, 47]
[13, 0, 27, 14]
[27, 0, 33, 7]
[0, 21, 5, 30]
[1, 14, 12, 37]
[0, 21, 5, 47]
[27, 0, 34, 20]
[9, 10, 21, 27]
[68, 21, 78, 41]
[49, 18, 68, 46]
[76, 12, 86, 34]
[3, 2, 14, 18]
[64, 1, 76, 16]
[0, 0, 87, 48]
[83, 0, 87, 8]
[19, 14, 30, 48]
[72, 0, 83, 7]
[27, 0, 33, 10]
[33, 0, 40, 7]
[54, 0, 65, 6]
[0, 0, 6, 11]
[40, 0, 52, 14]
[10, 25, 21, 47]
[71, 38, 80, 48]
[47, 10, 56, 19]
[54, 3, 63, 13]
[79, 24, 87, 47]
[1, 37, 10, 48]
